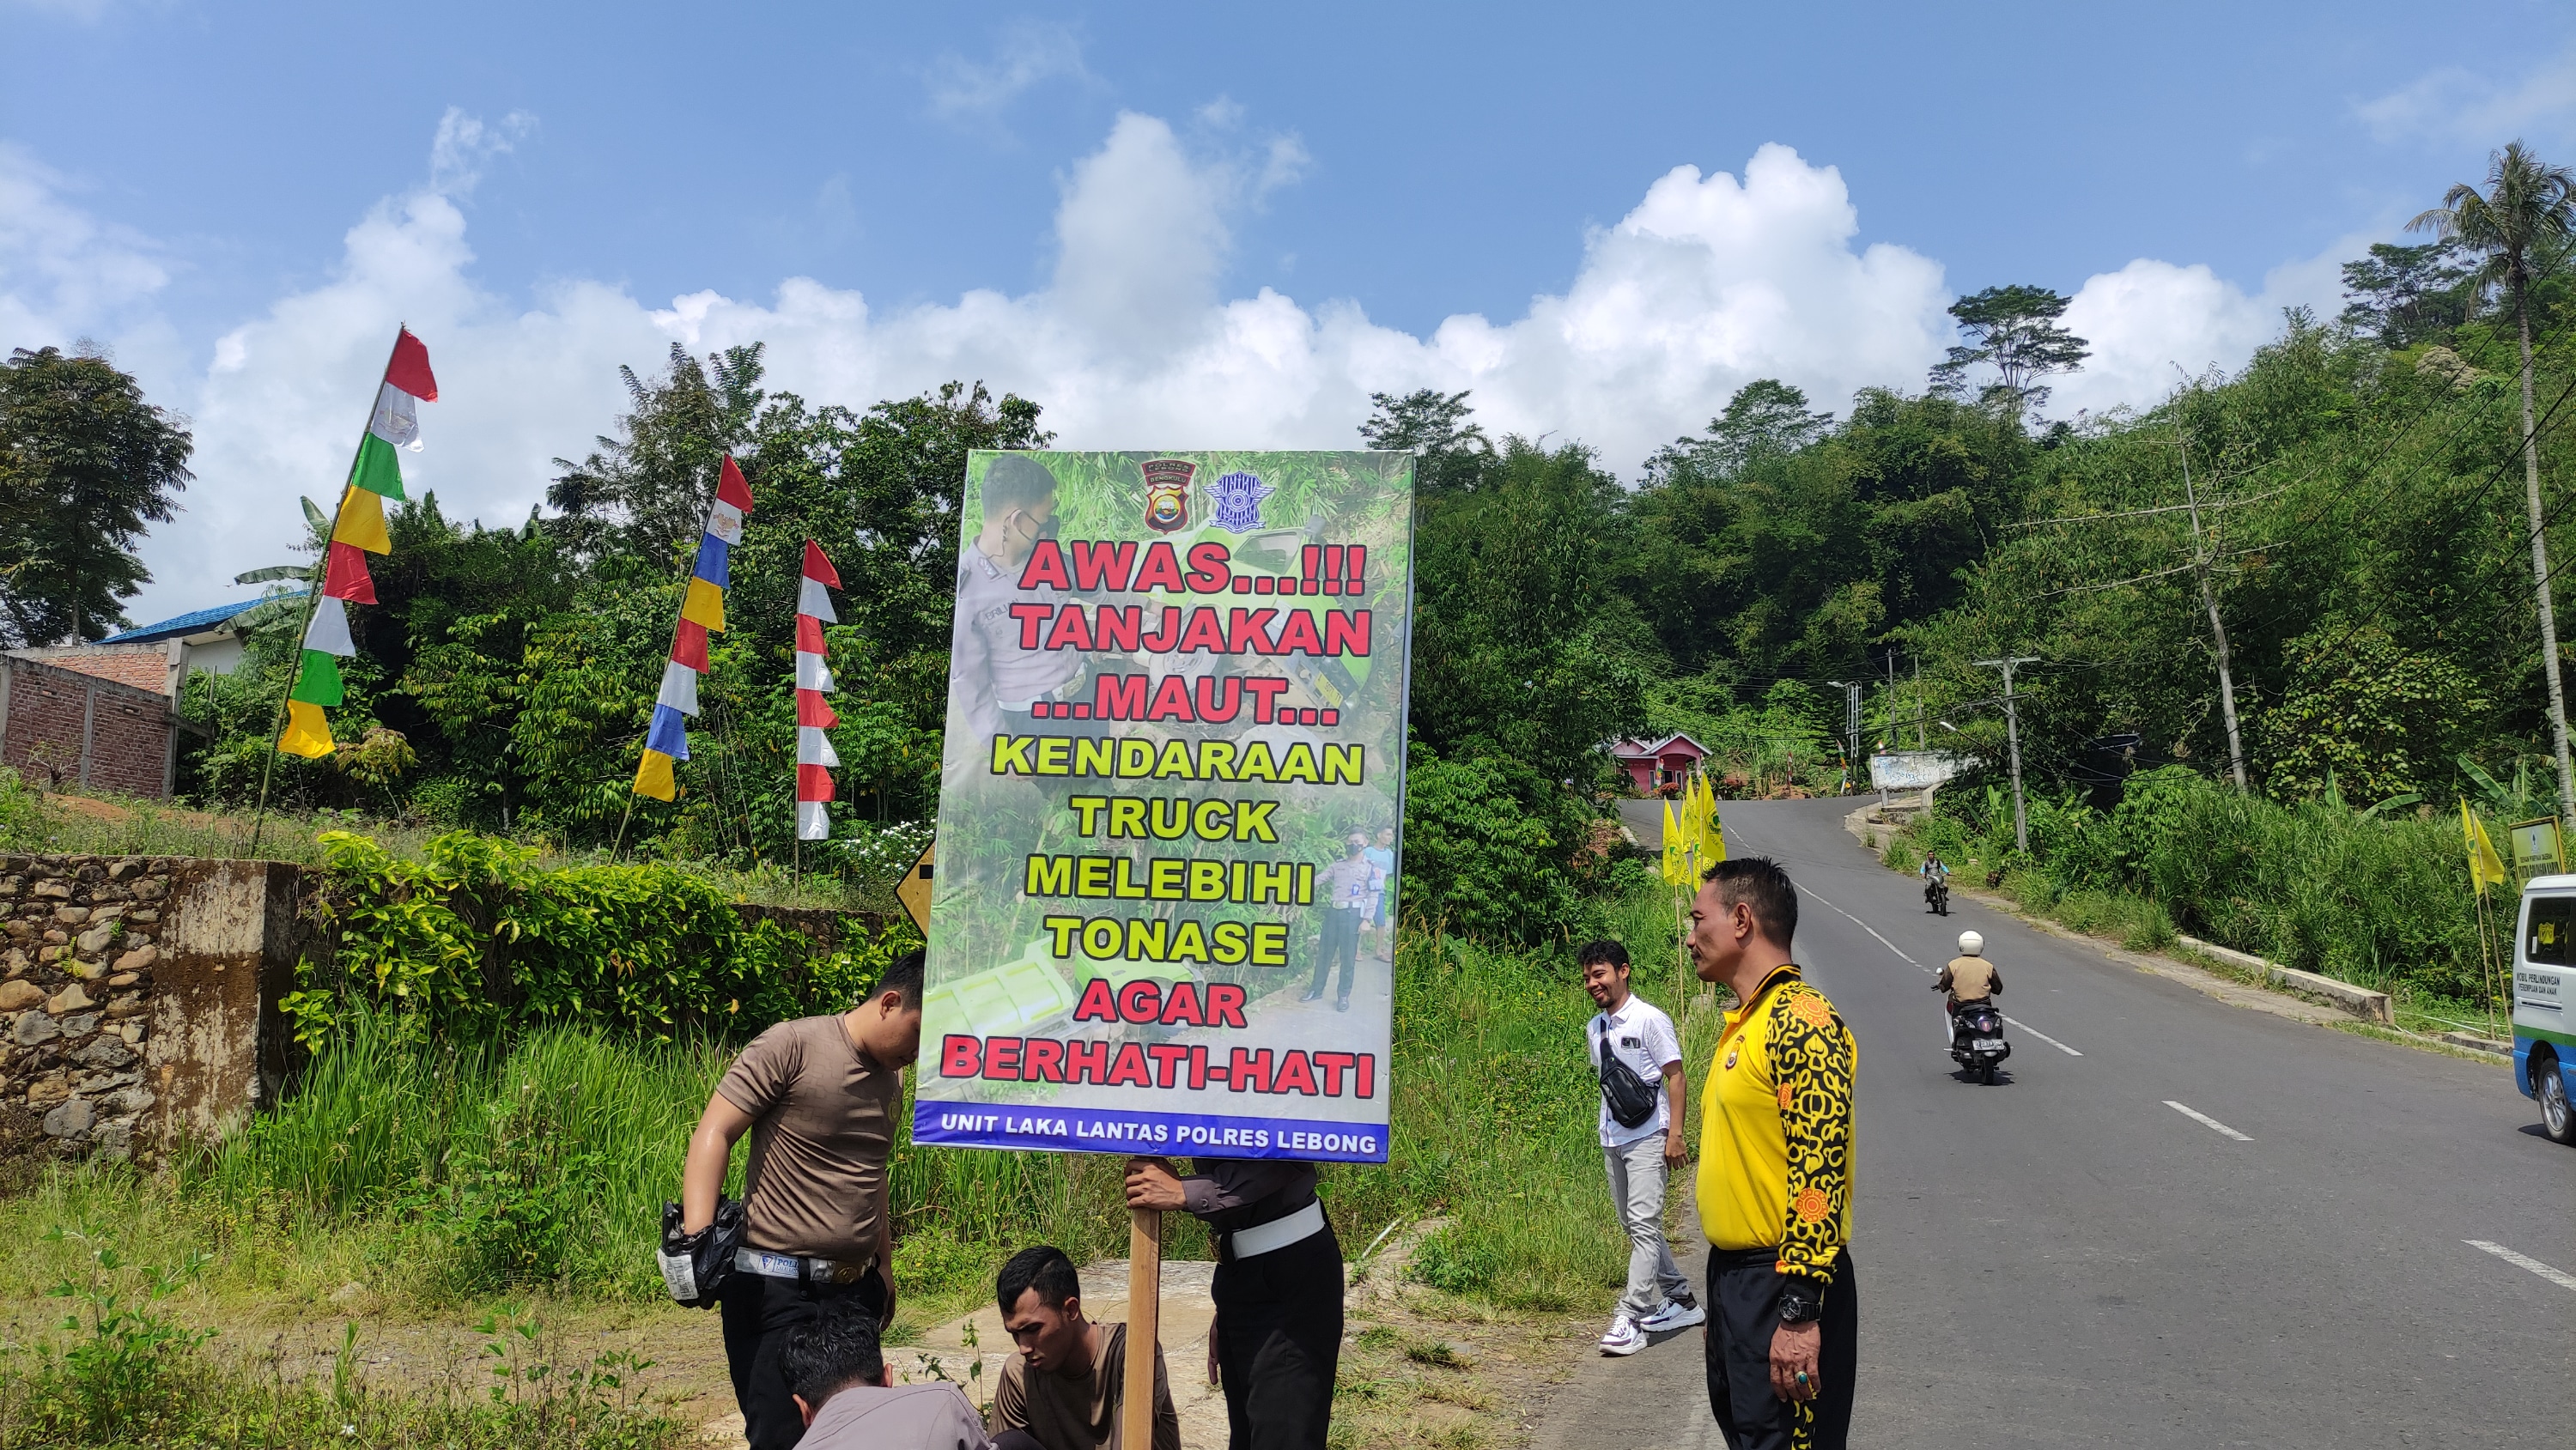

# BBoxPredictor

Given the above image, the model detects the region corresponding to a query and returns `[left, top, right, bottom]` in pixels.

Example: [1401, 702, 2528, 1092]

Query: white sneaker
[1598, 1315, 1644, 1356]
[1640, 1295, 1706, 1333]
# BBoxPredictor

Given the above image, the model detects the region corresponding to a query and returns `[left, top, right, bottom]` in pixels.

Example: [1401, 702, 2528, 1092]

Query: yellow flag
[633, 748, 677, 802]
[331, 485, 392, 555]
[1662, 799, 1686, 885]
[1703, 780, 1727, 865]
[2463, 801, 2508, 896]
[278, 699, 335, 757]
[681, 578, 727, 632]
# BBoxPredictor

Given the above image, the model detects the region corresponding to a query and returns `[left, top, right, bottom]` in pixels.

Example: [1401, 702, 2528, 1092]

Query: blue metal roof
[100, 593, 300, 645]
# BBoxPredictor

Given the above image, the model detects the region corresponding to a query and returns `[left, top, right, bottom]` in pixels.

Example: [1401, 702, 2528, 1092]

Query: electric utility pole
[1826, 680, 1862, 794]
[1975, 656, 2040, 854]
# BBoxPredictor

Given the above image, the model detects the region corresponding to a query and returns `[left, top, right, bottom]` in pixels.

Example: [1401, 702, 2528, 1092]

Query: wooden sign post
[1122, 1205, 1162, 1447]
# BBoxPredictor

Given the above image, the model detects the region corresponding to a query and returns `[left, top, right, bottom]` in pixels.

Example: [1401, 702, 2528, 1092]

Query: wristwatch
[1777, 1278, 1826, 1325]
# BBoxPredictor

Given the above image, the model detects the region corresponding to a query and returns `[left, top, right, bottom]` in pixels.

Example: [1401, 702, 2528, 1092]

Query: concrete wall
[0, 855, 304, 1167]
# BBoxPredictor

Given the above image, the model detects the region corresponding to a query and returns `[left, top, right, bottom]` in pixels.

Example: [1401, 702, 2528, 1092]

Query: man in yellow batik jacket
[1688, 856, 1856, 1450]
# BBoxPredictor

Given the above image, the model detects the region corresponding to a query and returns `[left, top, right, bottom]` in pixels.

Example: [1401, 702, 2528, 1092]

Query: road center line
[2465, 1240, 2576, 1293]
[2165, 1101, 2252, 1141]
[1795, 873, 2091, 1057]
[1795, 883, 1924, 968]
[2002, 1016, 2084, 1056]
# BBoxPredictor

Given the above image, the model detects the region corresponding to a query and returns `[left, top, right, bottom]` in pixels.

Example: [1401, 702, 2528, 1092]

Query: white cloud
[0, 143, 170, 355]
[2358, 47, 2576, 148]
[926, 21, 1094, 130]
[2049, 234, 2359, 417]
[428, 106, 533, 197]
[3, 112, 2346, 625]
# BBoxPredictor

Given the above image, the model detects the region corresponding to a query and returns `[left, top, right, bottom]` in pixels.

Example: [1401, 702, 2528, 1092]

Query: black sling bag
[1595, 1016, 1661, 1130]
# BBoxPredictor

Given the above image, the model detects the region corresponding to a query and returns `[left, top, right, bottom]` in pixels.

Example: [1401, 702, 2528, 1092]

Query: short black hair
[1704, 856, 1797, 945]
[778, 1298, 883, 1409]
[996, 1245, 1083, 1315]
[876, 949, 926, 1009]
[982, 453, 1059, 519]
[1576, 939, 1630, 971]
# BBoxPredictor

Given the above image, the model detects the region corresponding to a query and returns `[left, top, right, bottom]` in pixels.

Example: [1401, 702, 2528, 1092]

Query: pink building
[1607, 733, 1709, 796]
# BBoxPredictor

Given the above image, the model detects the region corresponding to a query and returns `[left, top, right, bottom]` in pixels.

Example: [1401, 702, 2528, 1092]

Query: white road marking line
[2002, 1016, 2083, 1056]
[1798, 877, 2090, 1058]
[2165, 1101, 2251, 1141]
[1795, 883, 1924, 967]
[2465, 1240, 2576, 1293]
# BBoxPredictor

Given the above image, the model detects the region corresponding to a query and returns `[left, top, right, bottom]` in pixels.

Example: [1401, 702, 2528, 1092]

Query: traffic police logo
[1141, 458, 1195, 533]
[1205, 470, 1273, 533]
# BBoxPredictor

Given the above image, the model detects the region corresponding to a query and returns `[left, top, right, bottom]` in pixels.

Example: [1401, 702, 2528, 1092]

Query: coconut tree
[2412, 142, 2576, 825]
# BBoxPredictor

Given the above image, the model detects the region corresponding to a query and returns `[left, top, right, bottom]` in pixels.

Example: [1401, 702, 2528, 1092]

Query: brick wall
[0, 657, 179, 798]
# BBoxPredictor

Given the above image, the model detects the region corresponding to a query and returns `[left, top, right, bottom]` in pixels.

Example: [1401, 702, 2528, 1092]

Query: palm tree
[2413, 142, 2576, 825]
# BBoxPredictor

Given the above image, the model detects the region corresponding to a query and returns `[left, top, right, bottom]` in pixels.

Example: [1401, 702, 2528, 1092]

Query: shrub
[1397, 740, 1590, 943]
[286, 828, 919, 1048]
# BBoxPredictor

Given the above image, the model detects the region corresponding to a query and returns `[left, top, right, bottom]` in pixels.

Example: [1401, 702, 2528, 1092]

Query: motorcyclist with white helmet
[1932, 931, 2001, 1045]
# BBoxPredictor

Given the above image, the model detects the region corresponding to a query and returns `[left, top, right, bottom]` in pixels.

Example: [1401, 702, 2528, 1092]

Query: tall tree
[2412, 141, 2576, 824]
[0, 346, 193, 645]
[1358, 388, 1497, 493]
[1648, 379, 1836, 482]
[2338, 240, 2477, 349]
[547, 342, 767, 563]
[1929, 285, 2091, 410]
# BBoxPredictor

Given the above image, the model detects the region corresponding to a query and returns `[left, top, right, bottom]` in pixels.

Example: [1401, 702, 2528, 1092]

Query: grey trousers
[1604, 1135, 1690, 1319]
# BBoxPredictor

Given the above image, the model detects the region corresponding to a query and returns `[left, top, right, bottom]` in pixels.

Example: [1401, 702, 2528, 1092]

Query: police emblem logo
[1204, 470, 1273, 533]
[1141, 458, 1195, 533]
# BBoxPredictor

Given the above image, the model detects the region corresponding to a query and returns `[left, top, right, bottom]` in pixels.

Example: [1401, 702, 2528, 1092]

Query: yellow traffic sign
[897, 840, 934, 935]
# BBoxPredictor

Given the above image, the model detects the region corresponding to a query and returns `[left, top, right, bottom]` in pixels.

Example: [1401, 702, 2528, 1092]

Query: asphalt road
[1535, 797, 2575, 1448]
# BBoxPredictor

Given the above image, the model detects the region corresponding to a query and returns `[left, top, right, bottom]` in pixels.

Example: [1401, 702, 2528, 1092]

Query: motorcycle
[1947, 1000, 2010, 1083]
[1923, 875, 1950, 915]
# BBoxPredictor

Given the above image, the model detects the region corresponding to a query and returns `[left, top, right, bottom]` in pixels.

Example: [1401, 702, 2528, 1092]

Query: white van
[2514, 877, 2576, 1144]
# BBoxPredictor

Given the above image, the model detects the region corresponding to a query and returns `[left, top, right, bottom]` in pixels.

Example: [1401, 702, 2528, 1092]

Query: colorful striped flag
[794, 540, 841, 840]
[633, 456, 755, 800]
[278, 328, 436, 758]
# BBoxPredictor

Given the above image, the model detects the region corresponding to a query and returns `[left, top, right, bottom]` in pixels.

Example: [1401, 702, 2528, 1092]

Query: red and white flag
[795, 540, 842, 840]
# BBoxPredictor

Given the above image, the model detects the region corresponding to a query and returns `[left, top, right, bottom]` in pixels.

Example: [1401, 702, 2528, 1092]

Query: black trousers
[1704, 1247, 1856, 1450]
[720, 1268, 889, 1450]
[1308, 908, 1361, 1001]
[1213, 1223, 1344, 1450]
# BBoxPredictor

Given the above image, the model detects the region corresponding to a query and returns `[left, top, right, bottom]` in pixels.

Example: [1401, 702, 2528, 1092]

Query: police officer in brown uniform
[678, 950, 926, 1450]
[949, 452, 1080, 756]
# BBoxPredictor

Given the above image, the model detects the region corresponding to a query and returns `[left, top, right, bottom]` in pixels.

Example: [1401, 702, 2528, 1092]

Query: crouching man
[779, 1298, 990, 1449]
[681, 949, 927, 1450]
[989, 1244, 1180, 1450]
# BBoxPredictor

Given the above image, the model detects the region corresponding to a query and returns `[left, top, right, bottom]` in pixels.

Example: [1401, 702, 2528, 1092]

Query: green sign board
[915, 451, 1415, 1162]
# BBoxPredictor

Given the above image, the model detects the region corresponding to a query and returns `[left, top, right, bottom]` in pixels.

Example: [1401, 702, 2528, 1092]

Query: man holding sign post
[920, 450, 1414, 1450]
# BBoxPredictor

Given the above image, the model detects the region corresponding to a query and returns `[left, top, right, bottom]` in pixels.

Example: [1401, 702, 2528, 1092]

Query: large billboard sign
[914, 451, 1415, 1163]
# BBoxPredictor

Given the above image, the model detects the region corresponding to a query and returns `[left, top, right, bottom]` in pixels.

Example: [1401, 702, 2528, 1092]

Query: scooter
[1923, 876, 1951, 915]
[1947, 1000, 2010, 1083]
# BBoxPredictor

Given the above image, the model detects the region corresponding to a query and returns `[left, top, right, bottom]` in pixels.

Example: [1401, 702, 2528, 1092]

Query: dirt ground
[0, 1221, 1615, 1450]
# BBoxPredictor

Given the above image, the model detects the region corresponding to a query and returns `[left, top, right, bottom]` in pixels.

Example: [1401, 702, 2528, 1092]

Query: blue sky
[5, 1, 2575, 622]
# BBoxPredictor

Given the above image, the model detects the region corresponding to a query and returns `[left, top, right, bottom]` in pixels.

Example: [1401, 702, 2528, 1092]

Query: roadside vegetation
[1887, 767, 2511, 1035]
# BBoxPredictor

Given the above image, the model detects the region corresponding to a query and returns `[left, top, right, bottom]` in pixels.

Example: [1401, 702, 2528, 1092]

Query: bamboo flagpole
[250, 327, 432, 857]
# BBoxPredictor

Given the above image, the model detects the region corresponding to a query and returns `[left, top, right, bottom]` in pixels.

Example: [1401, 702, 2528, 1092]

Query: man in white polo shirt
[1581, 938, 1701, 1356]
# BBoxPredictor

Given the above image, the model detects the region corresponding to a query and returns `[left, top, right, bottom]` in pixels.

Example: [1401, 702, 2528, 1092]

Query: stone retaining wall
[0, 856, 301, 1168]
[2, 858, 877, 1169]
